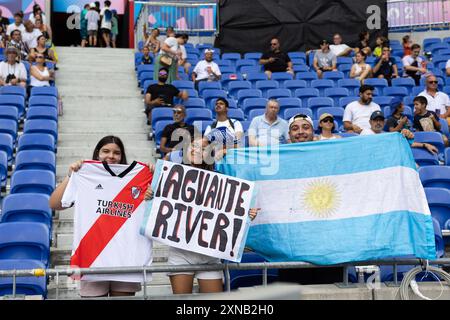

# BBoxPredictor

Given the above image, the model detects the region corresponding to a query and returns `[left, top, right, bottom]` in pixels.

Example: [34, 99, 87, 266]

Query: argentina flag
[216, 132, 436, 265]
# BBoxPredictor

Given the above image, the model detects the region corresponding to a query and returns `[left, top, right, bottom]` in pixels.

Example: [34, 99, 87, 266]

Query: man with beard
[191, 49, 221, 90]
[287, 113, 315, 143]
[343, 85, 381, 134]
[259, 38, 294, 79]
[144, 67, 188, 124]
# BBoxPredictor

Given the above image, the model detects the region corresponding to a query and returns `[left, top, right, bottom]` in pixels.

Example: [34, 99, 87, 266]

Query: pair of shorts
[79, 280, 141, 297]
[101, 28, 111, 35]
[88, 30, 97, 37]
[168, 247, 223, 280]
[111, 33, 117, 41]
[80, 28, 88, 40]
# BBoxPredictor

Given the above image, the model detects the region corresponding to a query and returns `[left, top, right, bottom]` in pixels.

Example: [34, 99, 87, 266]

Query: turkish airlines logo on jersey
[131, 186, 142, 199]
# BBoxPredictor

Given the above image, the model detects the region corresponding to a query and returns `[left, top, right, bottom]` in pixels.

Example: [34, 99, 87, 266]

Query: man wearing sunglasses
[418, 74, 450, 124]
[259, 38, 294, 79]
[144, 67, 188, 124]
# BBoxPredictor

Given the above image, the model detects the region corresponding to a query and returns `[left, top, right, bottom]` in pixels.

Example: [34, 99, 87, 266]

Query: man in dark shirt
[259, 38, 293, 79]
[160, 105, 198, 154]
[144, 67, 188, 124]
[372, 46, 398, 85]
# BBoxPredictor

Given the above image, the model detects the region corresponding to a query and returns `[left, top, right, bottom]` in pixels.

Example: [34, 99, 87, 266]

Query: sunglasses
[173, 110, 183, 114]
[321, 118, 334, 123]
[158, 72, 168, 76]
[36, 56, 44, 59]
[270, 42, 278, 45]
[428, 81, 438, 84]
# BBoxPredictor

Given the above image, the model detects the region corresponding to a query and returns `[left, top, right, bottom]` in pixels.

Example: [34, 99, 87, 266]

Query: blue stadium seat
[243, 52, 262, 62]
[237, 89, 263, 107]
[26, 107, 58, 122]
[288, 52, 306, 63]
[23, 120, 57, 141]
[242, 98, 268, 116]
[0, 259, 47, 297]
[198, 81, 222, 95]
[372, 96, 394, 110]
[433, 218, 445, 258]
[364, 78, 388, 93]
[226, 109, 245, 121]
[291, 58, 305, 65]
[10, 170, 55, 195]
[0, 106, 19, 121]
[0, 222, 50, 266]
[193, 120, 213, 135]
[201, 89, 227, 109]
[424, 38, 442, 52]
[30, 87, 58, 98]
[241, 120, 251, 132]
[218, 66, 236, 74]
[266, 88, 291, 100]
[294, 88, 320, 106]
[151, 107, 173, 128]
[139, 71, 153, 87]
[411, 148, 439, 167]
[413, 131, 445, 155]
[177, 73, 190, 81]
[222, 53, 241, 64]
[0, 86, 26, 98]
[0, 133, 13, 165]
[246, 73, 268, 88]
[402, 96, 415, 107]
[270, 72, 293, 81]
[0, 150, 6, 187]
[293, 65, 310, 73]
[424, 187, 450, 231]
[17, 134, 55, 152]
[317, 107, 345, 129]
[429, 43, 450, 56]
[240, 65, 262, 74]
[337, 64, 352, 77]
[1, 193, 52, 228]
[419, 166, 450, 189]
[184, 98, 206, 109]
[185, 109, 213, 125]
[445, 148, 450, 166]
[295, 72, 318, 85]
[284, 107, 313, 120]
[307, 97, 334, 119]
[228, 81, 252, 98]
[324, 87, 350, 106]
[0, 119, 18, 141]
[391, 77, 416, 95]
[339, 96, 360, 109]
[310, 79, 335, 96]
[440, 119, 449, 139]
[15, 150, 56, 173]
[153, 120, 172, 147]
[336, 57, 353, 66]
[28, 96, 58, 109]
[137, 64, 154, 78]
[337, 79, 360, 96]
[278, 98, 302, 111]
[283, 80, 307, 93]
[196, 43, 213, 51]
[171, 80, 195, 90]
[322, 71, 345, 84]
[255, 80, 279, 97]
[444, 85, 450, 95]
[247, 108, 266, 121]
[143, 79, 158, 93]
[411, 86, 424, 97]
[0, 95, 25, 117]
[236, 59, 256, 73]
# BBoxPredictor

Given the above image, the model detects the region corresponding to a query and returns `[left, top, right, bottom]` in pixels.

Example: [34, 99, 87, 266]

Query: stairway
[48, 47, 173, 299]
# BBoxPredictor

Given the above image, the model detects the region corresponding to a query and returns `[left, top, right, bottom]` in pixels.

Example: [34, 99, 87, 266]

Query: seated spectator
[361, 110, 438, 155]
[154, 33, 188, 84]
[313, 39, 337, 79]
[418, 74, 450, 124]
[22, 20, 41, 54]
[204, 98, 244, 147]
[6, 12, 25, 40]
[140, 46, 153, 65]
[402, 35, 412, 57]
[314, 113, 342, 140]
[373, 35, 388, 58]
[8, 30, 28, 60]
[350, 51, 371, 84]
[143, 26, 161, 56]
[355, 31, 372, 56]
[385, 98, 411, 133]
[446, 59, 450, 77]
[402, 44, 428, 85]
[329, 33, 353, 57]
[0, 47, 27, 87]
[160, 105, 198, 154]
[29, 35, 56, 63]
[372, 45, 398, 85]
[288, 113, 315, 143]
[248, 99, 290, 146]
[144, 67, 188, 124]
[343, 85, 381, 134]
[85, 3, 100, 47]
[413, 95, 449, 146]
[192, 49, 221, 90]
[29, 4, 47, 25]
[30, 53, 54, 89]
[259, 38, 294, 79]
[34, 14, 52, 41]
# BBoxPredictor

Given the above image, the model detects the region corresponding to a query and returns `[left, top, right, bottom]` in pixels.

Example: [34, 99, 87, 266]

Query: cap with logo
[370, 110, 385, 120]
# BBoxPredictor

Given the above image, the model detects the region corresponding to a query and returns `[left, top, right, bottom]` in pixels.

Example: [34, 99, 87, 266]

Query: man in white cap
[191, 48, 221, 90]
[287, 113, 315, 143]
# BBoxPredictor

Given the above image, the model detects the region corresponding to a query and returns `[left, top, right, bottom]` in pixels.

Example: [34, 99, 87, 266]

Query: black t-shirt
[373, 57, 396, 77]
[145, 84, 180, 106]
[141, 55, 153, 65]
[414, 111, 440, 132]
[260, 50, 291, 72]
[161, 122, 197, 148]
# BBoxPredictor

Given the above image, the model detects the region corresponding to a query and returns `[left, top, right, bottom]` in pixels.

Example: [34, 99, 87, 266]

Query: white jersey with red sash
[61, 161, 153, 282]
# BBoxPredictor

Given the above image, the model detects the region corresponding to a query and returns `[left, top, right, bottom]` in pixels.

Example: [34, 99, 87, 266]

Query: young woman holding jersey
[49, 135, 153, 298]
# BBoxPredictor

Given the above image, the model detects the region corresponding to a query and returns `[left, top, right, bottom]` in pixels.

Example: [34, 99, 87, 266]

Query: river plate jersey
[61, 161, 153, 282]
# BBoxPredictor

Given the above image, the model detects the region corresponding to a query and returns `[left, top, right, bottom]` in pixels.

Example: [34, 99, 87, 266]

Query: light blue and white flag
[216, 133, 436, 265]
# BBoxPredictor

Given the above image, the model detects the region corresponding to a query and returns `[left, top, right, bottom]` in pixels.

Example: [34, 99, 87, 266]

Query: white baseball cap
[288, 113, 314, 129]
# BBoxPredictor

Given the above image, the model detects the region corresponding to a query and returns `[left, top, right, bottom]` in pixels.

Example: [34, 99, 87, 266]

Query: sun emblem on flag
[301, 179, 340, 218]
